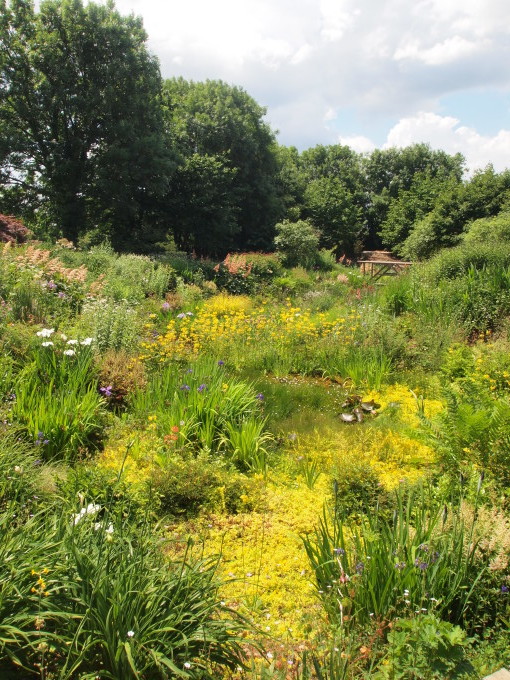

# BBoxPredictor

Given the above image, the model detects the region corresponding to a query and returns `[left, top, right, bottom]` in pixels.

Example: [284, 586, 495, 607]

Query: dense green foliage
[1, 238, 510, 677]
[2, 3, 510, 677]
[2, 1, 509, 259]
[0, 0, 174, 251]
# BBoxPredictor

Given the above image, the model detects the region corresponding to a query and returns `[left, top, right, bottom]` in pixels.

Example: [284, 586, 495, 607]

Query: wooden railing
[358, 259, 413, 281]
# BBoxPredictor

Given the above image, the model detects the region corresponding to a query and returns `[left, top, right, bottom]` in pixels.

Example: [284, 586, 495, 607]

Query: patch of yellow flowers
[138, 298, 360, 364]
[169, 475, 331, 644]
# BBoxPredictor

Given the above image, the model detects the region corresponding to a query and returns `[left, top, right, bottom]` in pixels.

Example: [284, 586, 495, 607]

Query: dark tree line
[2, 0, 509, 259]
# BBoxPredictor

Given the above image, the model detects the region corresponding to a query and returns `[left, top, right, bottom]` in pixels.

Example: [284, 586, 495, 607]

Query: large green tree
[0, 0, 173, 249]
[304, 176, 363, 254]
[298, 145, 365, 254]
[163, 78, 283, 254]
[363, 144, 465, 247]
[401, 165, 510, 260]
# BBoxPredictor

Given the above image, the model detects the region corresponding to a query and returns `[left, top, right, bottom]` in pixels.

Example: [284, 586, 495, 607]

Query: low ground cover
[1, 241, 509, 678]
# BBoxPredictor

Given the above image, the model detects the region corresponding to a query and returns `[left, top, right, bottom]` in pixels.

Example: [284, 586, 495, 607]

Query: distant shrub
[274, 219, 320, 268]
[314, 248, 337, 271]
[213, 253, 255, 294]
[463, 210, 510, 245]
[243, 252, 284, 279]
[378, 243, 510, 335]
[102, 254, 175, 301]
[81, 242, 116, 274]
[161, 253, 217, 284]
[9, 279, 46, 323]
[0, 214, 31, 244]
[420, 242, 510, 284]
[176, 280, 204, 307]
[82, 299, 140, 352]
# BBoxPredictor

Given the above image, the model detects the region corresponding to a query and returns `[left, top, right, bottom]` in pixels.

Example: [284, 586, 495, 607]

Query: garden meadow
[1, 229, 510, 679]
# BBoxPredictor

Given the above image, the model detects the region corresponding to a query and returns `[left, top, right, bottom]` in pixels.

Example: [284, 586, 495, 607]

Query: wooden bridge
[358, 251, 412, 282]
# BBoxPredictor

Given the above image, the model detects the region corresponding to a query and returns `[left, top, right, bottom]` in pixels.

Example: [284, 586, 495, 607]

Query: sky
[113, 0, 510, 173]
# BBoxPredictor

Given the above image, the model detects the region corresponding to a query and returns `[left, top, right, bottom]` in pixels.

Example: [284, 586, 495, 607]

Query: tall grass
[12, 377, 105, 462]
[0, 500, 248, 678]
[12, 344, 105, 462]
[303, 488, 488, 632]
[130, 358, 271, 469]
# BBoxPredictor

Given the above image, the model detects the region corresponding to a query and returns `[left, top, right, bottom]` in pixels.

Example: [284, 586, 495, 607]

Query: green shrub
[81, 299, 140, 352]
[274, 219, 320, 268]
[379, 244, 510, 336]
[213, 254, 256, 295]
[420, 243, 510, 284]
[244, 252, 284, 281]
[463, 211, 510, 245]
[314, 248, 337, 271]
[102, 254, 175, 301]
[374, 613, 473, 679]
[151, 453, 265, 517]
[162, 253, 218, 284]
[80, 241, 116, 274]
[176, 280, 205, 307]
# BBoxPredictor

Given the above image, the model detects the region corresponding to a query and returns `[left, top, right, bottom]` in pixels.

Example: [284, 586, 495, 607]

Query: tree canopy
[0, 1, 508, 261]
[162, 78, 284, 255]
[0, 0, 173, 250]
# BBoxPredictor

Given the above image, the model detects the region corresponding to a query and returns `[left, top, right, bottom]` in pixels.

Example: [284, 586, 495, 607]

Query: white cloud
[111, 0, 510, 161]
[394, 36, 483, 65]
[319, 0, 360, 41]
[324, 107, 336, 121]
[418, 0, 510, 37]
[290, 43, 314, 65]
[383, 112, 510, 172]
[338, 135, 376, 153]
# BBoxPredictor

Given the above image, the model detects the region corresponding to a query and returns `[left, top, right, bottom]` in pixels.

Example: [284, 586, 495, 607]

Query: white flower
[66, 339, 78, 345]
[72, 503, 101, 525]
[80, 337, 94, 346]
[105, 523, 114, 534]
[14, 465, 22, 474]
[60, 333, 68, 341]
[127, 630, 134, 638]
[63, 349, 75, 356]
[36, 328, 54, 338]
[184, 662, 191, 669]
[41, 341, 54, 347]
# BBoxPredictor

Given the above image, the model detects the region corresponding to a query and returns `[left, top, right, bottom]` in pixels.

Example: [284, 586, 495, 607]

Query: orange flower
[171, 425, 179, 433]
